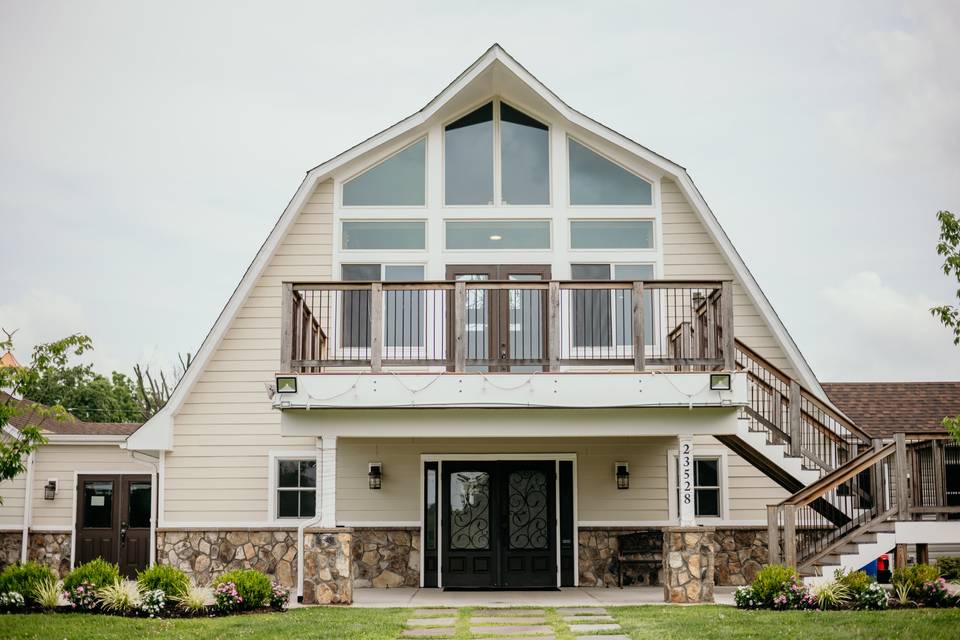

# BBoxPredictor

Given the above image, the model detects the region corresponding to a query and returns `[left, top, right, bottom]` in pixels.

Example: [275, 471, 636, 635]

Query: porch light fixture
[276, 376, 297, 394]
[44, 479, 57, 500]
[615, 462, 629, 490]
[368, 463, 383, 490]
[710, 373, 731, 391]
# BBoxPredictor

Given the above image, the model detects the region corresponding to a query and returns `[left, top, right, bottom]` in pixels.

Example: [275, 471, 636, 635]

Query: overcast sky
[1, 1, 958, 382]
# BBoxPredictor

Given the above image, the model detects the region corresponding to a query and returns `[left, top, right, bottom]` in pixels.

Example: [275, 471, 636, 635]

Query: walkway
[399, 606, 628, 639]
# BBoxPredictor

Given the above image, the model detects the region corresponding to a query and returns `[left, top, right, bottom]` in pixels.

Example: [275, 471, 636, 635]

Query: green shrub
[0, 562, 56, 604]
[892, 564, 941, 598]
[137, 564, 189, 598]
[97, 580, 141, 613]
[814, 580, 852, 610]
[32, 577, 62, 610]
[63, 558, 120, 592]
[212, 569, 271, 610]
[936, 556, 960, 581]
[835, 568, 872, 591]
[751, 564, 799, 606]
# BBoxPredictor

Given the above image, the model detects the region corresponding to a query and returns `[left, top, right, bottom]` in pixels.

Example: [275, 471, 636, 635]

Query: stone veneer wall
[352, 528, 420, 588]
[28, 532, 71, 577]
[0, 532, 22, 570]
[302, 528, 352, 604]
[157, 529, 298, 588]
[578, 528, 663, 587]
[713, 528, 768, 586]
[662, 527, 715, 603]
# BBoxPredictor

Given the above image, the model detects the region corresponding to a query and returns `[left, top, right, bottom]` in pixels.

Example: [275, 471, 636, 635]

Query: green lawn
[0, 605, 958, 640]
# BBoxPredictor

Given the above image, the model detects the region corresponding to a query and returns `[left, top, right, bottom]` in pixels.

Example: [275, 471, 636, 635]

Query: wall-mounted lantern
[615, 462, 630, 490]
[368, 462, 382, 490]
[44, 479, 58, 500]
[710, 373, 731, 391]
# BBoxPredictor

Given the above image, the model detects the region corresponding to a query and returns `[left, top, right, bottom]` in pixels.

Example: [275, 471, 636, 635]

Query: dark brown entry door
[445, 265, 551, 372]
[442, 460, 556, 589]
[76, 474, 152, 578]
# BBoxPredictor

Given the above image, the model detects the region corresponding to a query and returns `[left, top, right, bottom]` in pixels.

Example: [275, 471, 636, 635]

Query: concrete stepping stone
[568, 623, 622, 633]
[474, 609, 545, 616]
[412, 609, 457, 617]
[575, 636, 629, 640]
[476, 637, 554, 640]
[406, 617, 457, 627]
[563, 615, 615, 623]
[400, 628, 455, 638]
[470, 616, 548, 624]
[470, 625, 553, 635]
[556, 607, 608, 615]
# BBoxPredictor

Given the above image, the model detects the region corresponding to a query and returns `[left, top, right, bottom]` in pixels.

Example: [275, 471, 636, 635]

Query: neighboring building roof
[0, 351, 21, 368]
[822, 382, 960, 438]
[1, 392, 141, 437]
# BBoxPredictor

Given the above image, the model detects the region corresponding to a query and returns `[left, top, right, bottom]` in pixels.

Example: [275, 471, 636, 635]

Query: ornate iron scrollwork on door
[508, 470, 548, 550]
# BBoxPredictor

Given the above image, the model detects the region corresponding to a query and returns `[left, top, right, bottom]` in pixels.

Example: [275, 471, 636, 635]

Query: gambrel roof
[126, 44, 824, 450]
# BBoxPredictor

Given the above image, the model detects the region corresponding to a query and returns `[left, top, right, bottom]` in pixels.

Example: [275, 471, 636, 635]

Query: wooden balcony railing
[280, 279, 734, 373]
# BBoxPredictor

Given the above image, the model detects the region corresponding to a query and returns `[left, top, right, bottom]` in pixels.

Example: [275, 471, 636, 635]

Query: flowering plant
[773, 576, 817, 610]
[734, 585, 759, 609]
[139, 588, 165, 617]
[919, 578, 956, 608]
[852, 582, 888, 610]
[214, 581, 243, 612]
[66, 580, 98, 610]
[268, 581, 289, 610]
[0, 591, 25, 612]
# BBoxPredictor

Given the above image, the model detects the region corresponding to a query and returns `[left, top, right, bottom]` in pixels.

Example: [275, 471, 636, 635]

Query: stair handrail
[779, 442, 895, 508]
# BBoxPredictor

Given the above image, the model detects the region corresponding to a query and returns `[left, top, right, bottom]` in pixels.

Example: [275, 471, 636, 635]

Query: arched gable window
[343, 138, 426, 206]
[444, 101, 550, 206]
[568, 139, 652, 206]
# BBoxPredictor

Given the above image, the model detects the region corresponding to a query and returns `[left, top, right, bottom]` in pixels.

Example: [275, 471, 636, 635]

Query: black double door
[75, 475, 152, 579]
[442, 461, 556, 589]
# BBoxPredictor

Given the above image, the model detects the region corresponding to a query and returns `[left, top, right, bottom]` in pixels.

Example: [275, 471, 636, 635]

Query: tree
[17, 355, 141, 423]
[930, 210, 960, 442]
[0, 332, 90, 499]
[133, 353, 192, 420]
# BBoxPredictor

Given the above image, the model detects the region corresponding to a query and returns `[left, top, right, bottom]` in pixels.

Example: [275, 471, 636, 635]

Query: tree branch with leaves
[930, 210, 960, 441]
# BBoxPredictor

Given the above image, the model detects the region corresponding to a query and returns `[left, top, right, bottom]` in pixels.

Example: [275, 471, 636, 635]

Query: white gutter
[46, 435, 128, 444]
[20, 451, 35, 563]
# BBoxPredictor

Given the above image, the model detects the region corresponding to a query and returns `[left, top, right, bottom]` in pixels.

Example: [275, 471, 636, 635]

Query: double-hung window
[277, 459, 316, 519]
[692, 457, 721, 518]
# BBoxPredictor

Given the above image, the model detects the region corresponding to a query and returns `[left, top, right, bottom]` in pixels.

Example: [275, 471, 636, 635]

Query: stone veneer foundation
[156, 529, 298, 588]
[28, 531, 72, 576]
[578, 528, 663, 587]
[713, 527, 768, 586]
[352, 527, 420, 588]
[302, 528, 353, 604]
[0, 532, 22, 570]
[662, 527, 715, 603]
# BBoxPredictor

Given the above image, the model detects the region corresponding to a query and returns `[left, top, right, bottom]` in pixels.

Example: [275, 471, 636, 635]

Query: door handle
[120, 522, 128, 545]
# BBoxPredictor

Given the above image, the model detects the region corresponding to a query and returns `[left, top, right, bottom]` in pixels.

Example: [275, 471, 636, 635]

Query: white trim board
[125, 44, 826, 453]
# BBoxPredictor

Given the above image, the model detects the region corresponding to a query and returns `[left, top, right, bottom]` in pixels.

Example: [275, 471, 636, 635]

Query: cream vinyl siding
[164, 180, 333, 523]
[661, 178, 794, 376]
[29, 444, 148, 529]
[692, 435, 789, 522]
[337, 437, 668, 524]
[0, 477, 26, 527]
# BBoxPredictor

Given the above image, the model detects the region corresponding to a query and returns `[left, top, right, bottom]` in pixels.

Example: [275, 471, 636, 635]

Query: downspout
[296, 437, 324, 602]
[20, 451, 35, 563]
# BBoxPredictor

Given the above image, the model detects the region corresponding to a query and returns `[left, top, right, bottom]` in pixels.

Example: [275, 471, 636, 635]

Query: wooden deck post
[632, 281, 645, 372]
[788, 380, 802, 458]
[369, 283, 383, 372]
[548, 281, 560, 372]
[895, 543, 908, 570]
[454, 282, 466, 373]
[280, 282, 293, 372]
[783, 504, 797, 568]
[932, 439, 946, 520]
[767, 505, 781, 565]
[721, 280, 735, 370]
[917, 543, 929, 565]
[895, 433, 910, 520]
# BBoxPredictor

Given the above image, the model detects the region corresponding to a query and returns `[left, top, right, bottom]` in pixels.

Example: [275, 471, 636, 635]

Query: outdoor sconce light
[710, 373, 731, 391]
[368, 463, 382, 490]
[275, 376, 297, 394]
[615, 463, 630, 490]
[44, 479, 58, 500]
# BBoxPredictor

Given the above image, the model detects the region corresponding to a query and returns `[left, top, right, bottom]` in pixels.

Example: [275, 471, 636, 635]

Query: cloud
[807, 271, 960, 381]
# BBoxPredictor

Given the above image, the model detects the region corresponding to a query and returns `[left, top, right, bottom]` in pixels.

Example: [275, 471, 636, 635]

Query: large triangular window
[568, 139, 652, 206]
[343, 138, 426, 206]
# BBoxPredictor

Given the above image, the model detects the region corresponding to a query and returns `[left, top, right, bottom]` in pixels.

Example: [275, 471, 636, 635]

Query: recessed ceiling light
[489, 234, 502, 241]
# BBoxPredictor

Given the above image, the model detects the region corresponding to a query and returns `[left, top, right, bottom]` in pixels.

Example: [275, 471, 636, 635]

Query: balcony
[275, 279, 746, 413]
[281, 279, 735, 374]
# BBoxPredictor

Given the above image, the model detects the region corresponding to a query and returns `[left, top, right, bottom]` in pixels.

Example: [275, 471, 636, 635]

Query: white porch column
[677, 435, 696, 526]
[319, 435, 338, 528]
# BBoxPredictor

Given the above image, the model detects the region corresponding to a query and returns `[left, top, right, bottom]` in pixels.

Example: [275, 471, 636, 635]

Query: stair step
[852, 535, 877, 544]
[870, 522, 896, 533]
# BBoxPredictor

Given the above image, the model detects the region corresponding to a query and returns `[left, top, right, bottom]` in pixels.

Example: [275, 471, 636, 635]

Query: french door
[442, 460, 556, 589]
[445, 265, 550, 372]
[75, 474, 152, 578]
